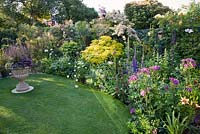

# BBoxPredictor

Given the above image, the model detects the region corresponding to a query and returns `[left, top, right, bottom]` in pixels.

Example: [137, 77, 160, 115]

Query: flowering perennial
[185, 87, 192, 92]
[149, 65, 160, 71]
[180, 97, 189, 105]
[138, 67, 150, 75]
[128, 75, 138, 83]
[169, 77, 179, 85]
[130, 108, 135, 114]
[140, 90, 146, 97]
[181, 58, 196, 69]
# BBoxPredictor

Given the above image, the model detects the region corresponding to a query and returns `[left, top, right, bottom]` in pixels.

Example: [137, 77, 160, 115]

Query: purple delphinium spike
[132, 58, 138, 73]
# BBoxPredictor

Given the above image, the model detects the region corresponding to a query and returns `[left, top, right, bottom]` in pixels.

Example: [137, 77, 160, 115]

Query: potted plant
[5, 44, 34, 93]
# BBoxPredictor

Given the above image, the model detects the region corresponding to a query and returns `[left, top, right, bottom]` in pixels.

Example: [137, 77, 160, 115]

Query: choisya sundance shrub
[81, 36, 124, 64]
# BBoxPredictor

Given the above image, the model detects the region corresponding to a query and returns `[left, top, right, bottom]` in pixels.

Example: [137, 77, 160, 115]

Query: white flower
[44, 49, 48, 52]
[180, 97, 189, 105]
[122, 36, 126, 40]
[67, 75, 70, 78]
[147, 31, 152, 36]
[75, 79, 78, 82]
[185, 28, 193, 33]
[107, 61, 114, 65]
[68, 62, 71, 65]
[178, 11, 187, 16]
[75, 85, 79, 88]
[154, 14, 164, 19]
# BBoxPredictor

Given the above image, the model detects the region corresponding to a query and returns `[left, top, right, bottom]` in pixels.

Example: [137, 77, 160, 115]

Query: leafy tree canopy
[1, 0, 98, 24]
[124, 0, 171, 29]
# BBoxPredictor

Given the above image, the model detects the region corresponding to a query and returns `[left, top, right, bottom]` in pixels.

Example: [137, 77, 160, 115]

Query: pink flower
[149, 66, 160, 71]
[181, 58, 196, 68]
[152, 129, 157, 134]
[140, 90, 146, 97]
[138, 67, 150, 75]
[128, 75, 138, 83]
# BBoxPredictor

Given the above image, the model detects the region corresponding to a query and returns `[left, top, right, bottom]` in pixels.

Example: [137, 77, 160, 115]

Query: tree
[48, 0, 98, 23]
[1, 0, 98, 24]
[124, 0, 171, 29]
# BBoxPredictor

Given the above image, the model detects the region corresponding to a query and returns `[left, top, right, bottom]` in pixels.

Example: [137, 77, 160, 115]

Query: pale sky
[83, 0, 200, 12]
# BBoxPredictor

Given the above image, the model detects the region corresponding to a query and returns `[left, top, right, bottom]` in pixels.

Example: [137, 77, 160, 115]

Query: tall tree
[1, 0, 98, 24]
[48, 0, 98, 23]
[124, 0, 171, 29]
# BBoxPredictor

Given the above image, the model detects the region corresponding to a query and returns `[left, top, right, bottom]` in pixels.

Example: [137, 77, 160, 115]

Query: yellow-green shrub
[81, 36, 123, 64]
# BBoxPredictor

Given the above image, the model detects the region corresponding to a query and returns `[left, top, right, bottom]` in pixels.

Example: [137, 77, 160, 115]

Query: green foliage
[81, 36, 124, 64]
[1, 0, 97, 25]
[0, 49, 6, 71]
[165, 111, 189, 134]
[124, 0, 171, 29]
[0, 10, 17, 48]
[60, 41, 81, 58]
[47, 0, 98, 23]
[75, 21, 91, 48]
[156, 2, 200, 62]
[128, 57, 200, 133]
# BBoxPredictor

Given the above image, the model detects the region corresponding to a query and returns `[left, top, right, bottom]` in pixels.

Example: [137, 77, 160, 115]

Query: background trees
[0, 0, 98, 24]
[124, 0, 171, 29]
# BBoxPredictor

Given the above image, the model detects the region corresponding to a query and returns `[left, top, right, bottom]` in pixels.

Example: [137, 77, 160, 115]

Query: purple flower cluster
[149, 65, 160, 71]
[181, 58, 196, 69]
[185, 87, 192, 92]
[128, 75, 138, 83]
[169, 77, 179, 85]
[12, 57, 32, 69]
[164, 85, 169, 90]
[130, 108, 135, 114]
[194, 114, 200, 125]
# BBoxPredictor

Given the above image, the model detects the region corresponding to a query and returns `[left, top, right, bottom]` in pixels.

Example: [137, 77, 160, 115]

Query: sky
[83, 0, 200, 12]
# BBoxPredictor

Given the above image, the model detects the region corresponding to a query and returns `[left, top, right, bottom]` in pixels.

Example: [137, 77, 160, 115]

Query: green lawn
[0, 74, 130, 134]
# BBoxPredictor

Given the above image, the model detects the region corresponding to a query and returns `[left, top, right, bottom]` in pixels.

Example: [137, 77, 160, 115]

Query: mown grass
[0, 74, 129, 134]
